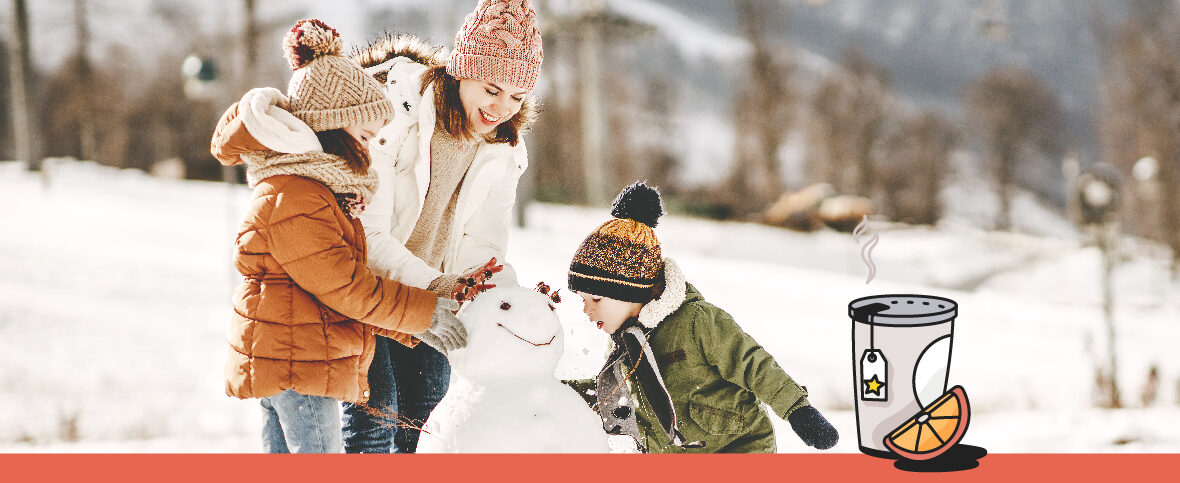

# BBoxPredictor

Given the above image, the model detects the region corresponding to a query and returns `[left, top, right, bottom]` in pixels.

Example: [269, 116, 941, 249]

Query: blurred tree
[242, 0, 259, 90]
[72, 0, 96, 161]
[807, 47, 890, 200]
[879, 111, 958, 224]
[1098, 1, 1180, 275]
[8, 0, 43, 179]
[576, 1, 607, 206]
[9, 0, 293, 182]
[634, 76, 679, 196]
[0, 37, 10, 159]
[217, 0, 261, 186]
[41, 0, 101, 164]
[964, 67, 1063, 231]
[606, 72, 640, 192]
[531, 0, 653, 206]
[151, 0, 292, 181]
[40, 51, 129, 168]
[529, 99, 583, 203]
[530, 9, 587, 205]
[726, 0, 796, 214]
[601, 30, 677, 203]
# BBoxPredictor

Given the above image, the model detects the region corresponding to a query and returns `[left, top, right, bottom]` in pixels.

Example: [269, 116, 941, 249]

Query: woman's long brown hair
[420, 65, 536, 146]
[316, 129, 371, 174]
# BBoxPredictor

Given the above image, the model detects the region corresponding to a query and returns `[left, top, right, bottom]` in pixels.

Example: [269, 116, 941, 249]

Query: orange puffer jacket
[216, 103, 437, 403]
[226, 174, 437, 402]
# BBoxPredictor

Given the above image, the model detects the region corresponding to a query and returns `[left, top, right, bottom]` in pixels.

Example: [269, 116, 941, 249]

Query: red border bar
[1, 454, 1176, 482]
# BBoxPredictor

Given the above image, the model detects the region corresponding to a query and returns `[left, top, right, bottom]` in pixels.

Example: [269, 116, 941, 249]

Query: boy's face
[578, 292, 643, 335]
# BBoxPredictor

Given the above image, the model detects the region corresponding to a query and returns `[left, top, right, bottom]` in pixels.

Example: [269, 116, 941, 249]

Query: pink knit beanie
[447, 0, 544, 91]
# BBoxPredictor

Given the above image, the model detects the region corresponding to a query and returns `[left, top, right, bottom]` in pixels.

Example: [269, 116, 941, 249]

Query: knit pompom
[284, 19, 343, 70]
[610, 182, 664, 228]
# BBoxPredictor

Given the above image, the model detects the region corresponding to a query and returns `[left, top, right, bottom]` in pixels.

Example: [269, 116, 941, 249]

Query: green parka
[569, 258, 810, 453]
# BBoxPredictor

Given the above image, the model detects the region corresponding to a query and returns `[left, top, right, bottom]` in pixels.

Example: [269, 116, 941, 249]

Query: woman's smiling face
[457, 79, 527, 135]
[578, 292, 644, 335]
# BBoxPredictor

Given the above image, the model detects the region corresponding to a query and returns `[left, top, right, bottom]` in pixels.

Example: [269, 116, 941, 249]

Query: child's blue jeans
[341, 335, 451, 453]
[260, 389, 343, 453]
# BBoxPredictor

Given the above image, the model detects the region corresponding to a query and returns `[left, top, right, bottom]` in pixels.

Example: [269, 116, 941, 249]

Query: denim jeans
[260, 389, 343, 453]
[341, 335, 451, 453]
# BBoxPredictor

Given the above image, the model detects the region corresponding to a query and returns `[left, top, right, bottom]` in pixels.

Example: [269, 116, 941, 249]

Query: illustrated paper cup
[848, 294, 958, 457]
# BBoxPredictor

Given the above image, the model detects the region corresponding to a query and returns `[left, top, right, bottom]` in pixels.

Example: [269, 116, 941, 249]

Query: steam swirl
[852, 215, 879, 284]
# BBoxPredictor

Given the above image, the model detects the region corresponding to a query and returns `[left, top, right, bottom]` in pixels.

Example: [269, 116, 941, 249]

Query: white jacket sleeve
[361, 134, 442, 290]
[452, 143, 528, 288]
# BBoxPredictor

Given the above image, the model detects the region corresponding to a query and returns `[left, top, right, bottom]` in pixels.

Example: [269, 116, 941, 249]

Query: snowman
[416, 284, 610, 453]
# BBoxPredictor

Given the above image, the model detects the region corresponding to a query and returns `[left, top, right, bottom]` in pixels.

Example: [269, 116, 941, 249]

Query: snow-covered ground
[0, 159, 1177, 453]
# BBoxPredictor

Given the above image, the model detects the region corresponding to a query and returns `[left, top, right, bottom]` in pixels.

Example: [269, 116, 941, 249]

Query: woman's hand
[450, 257, 504, 303]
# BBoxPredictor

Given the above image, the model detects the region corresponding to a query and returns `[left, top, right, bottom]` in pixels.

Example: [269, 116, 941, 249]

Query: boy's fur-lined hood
[636, 258, 688, 329]
[350, 33, 538, 137]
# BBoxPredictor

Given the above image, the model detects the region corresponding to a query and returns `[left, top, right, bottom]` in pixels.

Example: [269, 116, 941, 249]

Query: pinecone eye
[500, 302, 511, 310]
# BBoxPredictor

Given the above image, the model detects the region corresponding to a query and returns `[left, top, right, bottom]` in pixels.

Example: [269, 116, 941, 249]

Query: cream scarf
[242, 150, 377, 218]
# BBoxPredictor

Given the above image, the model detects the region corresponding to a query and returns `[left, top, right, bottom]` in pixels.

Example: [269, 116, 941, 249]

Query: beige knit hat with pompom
[283, 19, 394, 132]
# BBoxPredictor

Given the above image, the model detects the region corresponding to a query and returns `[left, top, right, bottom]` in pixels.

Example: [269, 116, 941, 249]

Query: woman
[342, 0, 544, 453]
[211, 19, 468, 453]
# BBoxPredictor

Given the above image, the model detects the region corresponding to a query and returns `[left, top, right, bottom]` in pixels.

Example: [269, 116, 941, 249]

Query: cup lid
[848, 294, 958, 327]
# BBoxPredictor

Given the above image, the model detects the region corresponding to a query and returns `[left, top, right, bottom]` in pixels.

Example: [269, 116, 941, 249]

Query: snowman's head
[454, 285, 565, 383]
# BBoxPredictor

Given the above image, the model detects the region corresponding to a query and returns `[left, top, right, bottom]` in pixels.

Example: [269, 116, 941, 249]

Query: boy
[566, 182, 838, 453]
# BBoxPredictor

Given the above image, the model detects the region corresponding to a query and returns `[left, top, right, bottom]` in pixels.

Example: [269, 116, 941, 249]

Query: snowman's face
[456, 286, 565, 383]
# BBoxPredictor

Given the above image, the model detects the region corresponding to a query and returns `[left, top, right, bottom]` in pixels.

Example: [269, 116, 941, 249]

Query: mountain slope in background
[9, 0, 1130, 212]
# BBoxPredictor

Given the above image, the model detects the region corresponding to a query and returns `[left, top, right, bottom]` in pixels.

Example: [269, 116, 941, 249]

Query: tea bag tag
[860, 349, 888, 401]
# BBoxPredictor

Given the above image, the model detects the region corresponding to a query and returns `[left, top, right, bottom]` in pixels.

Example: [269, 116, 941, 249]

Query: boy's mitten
[418, 298, 466, 354]
[788, 405, 839, 450]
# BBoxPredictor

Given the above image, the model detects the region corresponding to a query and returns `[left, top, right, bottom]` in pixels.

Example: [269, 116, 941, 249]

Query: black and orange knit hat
[568, 182, 665, 303]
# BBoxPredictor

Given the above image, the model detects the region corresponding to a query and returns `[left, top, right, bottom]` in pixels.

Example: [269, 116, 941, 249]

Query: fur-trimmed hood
[350, 33, 539, 138]
[637, 257, 688, 329]
[351, 33, 447, 84]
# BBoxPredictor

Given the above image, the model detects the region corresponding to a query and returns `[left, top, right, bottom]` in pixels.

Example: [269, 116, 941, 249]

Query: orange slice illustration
[883, 385, 970, 460]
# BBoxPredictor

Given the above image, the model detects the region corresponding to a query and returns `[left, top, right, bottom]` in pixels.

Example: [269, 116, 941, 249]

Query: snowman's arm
[561, 378, 598, 409]
[694, 305, 810, 420]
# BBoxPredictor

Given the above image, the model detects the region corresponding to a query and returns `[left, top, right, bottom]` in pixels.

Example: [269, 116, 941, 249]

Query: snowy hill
[0, 159, 1177, 453]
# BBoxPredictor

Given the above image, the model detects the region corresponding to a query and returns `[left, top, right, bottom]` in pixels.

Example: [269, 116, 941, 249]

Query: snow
[0, 159, 1177, 453]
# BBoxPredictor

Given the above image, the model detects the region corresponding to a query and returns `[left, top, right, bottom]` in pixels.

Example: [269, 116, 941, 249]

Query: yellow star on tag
[863, 375, 884, 396]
